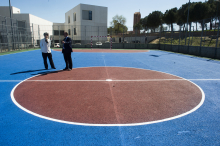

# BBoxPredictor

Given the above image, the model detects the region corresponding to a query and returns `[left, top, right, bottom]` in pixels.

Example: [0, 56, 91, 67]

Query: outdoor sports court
[0, 48, 220, 145]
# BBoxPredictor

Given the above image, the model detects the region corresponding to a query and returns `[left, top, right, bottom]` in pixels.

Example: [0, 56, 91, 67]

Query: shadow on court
[149, 52, 174, 57]
[31, 70, 65, 76]
[10, 69, 49, 75]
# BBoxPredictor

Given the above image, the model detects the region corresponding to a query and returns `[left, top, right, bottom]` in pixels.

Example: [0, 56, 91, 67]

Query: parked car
[34, 45, 39, 48]
[54, 43, 60, 48]
[132, 40, 140, 43]
[74, 43, 81, 45]
[105, 41, 110, 43]
[96, 42, 102, 45]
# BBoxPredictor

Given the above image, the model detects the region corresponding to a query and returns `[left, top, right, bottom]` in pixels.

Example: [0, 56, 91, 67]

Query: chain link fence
[0, 15, 220, 58]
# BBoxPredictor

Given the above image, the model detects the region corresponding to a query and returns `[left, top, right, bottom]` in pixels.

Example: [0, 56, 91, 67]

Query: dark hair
[44, 32, 49, 36]
[64, 32, 68, 35]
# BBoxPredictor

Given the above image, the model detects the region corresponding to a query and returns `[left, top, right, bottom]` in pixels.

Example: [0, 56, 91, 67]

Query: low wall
[72, 43, 220, 59]
[159, 44, 220, 59]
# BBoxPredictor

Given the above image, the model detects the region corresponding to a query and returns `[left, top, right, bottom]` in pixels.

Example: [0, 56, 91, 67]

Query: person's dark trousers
[63, 52, 72, 69]
[42, 53, 55, 69]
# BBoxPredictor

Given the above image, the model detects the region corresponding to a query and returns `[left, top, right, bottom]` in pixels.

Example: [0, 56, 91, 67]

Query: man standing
[62, 32, 73, 71]
[40, 32, 56, 70]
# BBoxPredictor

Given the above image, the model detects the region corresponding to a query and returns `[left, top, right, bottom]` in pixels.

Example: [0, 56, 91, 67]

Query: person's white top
[40, 38, 51, 53]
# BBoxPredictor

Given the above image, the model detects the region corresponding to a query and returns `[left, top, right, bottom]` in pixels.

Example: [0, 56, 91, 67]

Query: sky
[0, 0, 206, 28]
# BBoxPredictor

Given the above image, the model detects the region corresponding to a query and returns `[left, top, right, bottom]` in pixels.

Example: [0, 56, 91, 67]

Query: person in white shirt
[40, 32, 56, 70]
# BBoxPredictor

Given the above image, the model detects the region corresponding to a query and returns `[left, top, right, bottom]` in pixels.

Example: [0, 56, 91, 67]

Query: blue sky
[0, 0, 205, 28]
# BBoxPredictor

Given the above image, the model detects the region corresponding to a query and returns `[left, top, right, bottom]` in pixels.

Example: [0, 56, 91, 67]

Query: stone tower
[133, 12, 141, 34]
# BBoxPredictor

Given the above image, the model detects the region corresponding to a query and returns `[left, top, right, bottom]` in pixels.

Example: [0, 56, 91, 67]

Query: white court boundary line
[2, 79, 220, 82]
[11, 67, 206, 127]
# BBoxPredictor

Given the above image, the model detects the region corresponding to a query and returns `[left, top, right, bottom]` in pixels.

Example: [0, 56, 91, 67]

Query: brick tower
[133, 12, 141, 34]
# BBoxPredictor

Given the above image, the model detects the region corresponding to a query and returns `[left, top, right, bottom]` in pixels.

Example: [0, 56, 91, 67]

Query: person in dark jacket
[62, 32, 73, 71]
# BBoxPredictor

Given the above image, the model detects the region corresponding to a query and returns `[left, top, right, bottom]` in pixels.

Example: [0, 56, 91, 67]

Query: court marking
[2, 79, 220, 82]
[10, 67, 205, 127]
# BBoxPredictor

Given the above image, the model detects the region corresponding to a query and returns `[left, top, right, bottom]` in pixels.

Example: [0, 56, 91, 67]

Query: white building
[53, 4, 108, 44]
[0, 6, 53, 48]
[0, 4, 108, 49]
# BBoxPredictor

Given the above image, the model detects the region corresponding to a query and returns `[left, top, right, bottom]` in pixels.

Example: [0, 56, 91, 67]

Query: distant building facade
[0, 4, 108, 48]
[53, 4, 108, 45]
[133, 12, 141, 34]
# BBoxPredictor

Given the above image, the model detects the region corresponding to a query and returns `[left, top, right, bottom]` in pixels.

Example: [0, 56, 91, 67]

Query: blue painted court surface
[0, 49, 220, 145]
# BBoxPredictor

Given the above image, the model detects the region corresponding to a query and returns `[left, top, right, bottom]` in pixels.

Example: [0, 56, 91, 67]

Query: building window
[53, 30, 64, 36]
[68, 29, 71, 35]
[74, 13, 76, 21]
[60, 30, 64, 35]
[74, 28, 77, 35]
[82, 10, 92, 20]
[17, 21, 25, 32]
[89, 11, 92, 20]
[68, 16, 70, 23]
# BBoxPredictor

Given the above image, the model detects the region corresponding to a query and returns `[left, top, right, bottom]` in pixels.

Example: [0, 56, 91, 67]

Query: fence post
[191, 26, 194, 46]
[58, 26, 60, 47]
[215, 16, 220, 59]
[185, 23, 187, 46]
[71, 26, 73, 45]
[24, 22, 27, 49]
[135, 28, 137, 49]
[199, 19, 205, 56]
[179, 26, 181, 45]
[122, 26, 124, 48]
[187, 22, 191, 53]
[38, 25, 40, 46]
[17, 21, 21, 50]
[32, 23, 35, 48]
[178, 26, 181, 53]
[171, 26, 173, 47]
[85, 26, 86, 45]
[159, 26, 161, 45]
[19, 32, 22, 49]
[5, 17, 10, 51]
[52, 25, 54, 47]
[203, 24, 208, 47]
[164, 30, 167, 45]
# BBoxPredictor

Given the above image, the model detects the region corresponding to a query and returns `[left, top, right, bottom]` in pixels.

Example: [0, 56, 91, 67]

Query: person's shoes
[63, 68, 68, 70]
[52, 67, 56, 69]
[68, 68, 72, 71]
[45, 68, 48, 70]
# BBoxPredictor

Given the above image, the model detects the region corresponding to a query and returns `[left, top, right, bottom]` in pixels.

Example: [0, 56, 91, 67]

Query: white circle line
[2, 79, 220, 82]
[10, 67, 206, 127]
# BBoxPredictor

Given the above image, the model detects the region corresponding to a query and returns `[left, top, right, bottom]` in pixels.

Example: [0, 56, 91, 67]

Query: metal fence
[0, 15, 108, 52]
[0, 15, 220, 53]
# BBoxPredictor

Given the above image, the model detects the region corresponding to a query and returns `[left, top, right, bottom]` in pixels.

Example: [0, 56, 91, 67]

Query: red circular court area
[13, 67, 203, 125]
[53, 49, 149, 53]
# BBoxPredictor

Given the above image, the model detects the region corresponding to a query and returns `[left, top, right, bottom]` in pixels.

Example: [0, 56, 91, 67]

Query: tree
[207, 0, 219, 30]
[110, 15, 127, 34]
[140, 16, 148, 30]
[134, 16, 148, 33]
[147, 11, 163, 32]
[192, 2, 211, 31]
[162, 8, 178, 32]
[177, 3, 189, 24]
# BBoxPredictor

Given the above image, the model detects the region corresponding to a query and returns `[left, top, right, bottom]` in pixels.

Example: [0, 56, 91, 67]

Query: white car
[96, 42, 102, 45]
[54, 43, 60, 48]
